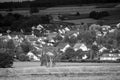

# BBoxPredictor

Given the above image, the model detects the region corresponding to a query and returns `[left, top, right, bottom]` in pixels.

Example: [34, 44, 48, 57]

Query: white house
[64, 27, 70, 32]
[60, 44, 71, 52]
[101, 25, 111, 30]
[99, 47, 107, 53]
[100, 53, 120, 61]
[73, 43, 89, 51]
[109, 29, 116, 33]
[116, 23, 120, 28]
[27, 51, 40, 61]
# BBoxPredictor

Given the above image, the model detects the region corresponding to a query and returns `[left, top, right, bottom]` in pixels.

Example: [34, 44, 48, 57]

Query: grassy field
[0, 4, 117, 16]
[0, 3, 120, 25]
[13, 62, 120, 68]
[0, 62, 120, 80]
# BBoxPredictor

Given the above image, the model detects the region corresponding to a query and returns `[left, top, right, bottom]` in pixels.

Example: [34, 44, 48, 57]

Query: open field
[13, 62, 120, 68]
[0, 62, 120, 80]
[0, 3, 120, 25]
[0, 4, 117, 16]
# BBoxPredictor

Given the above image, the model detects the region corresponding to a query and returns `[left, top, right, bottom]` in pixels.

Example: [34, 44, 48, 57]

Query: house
[89, 24, 101, 31]
[99, 47, 107, 53]
[99, 53, 120, 61]
[57, 42, 71, 53]
[96, 31, 102, 37]
[64, 27, 70, 32]
[27, 51, 40, 61]
[109, 29, 116, 33]
[36, 24, 44, 30]
[50, 14, 61, 22]
[73, 43, 89, 51]
[60, 44, 71, 53]
[116, 23, 120, 28]
[101, 25, 111, 31]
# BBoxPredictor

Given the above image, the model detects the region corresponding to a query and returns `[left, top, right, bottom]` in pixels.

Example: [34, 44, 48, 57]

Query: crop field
[0, 4, 118, 16]
[0, 3, 120, 25]
[13, 62, 120, 68]
[0, 62, 120, 80]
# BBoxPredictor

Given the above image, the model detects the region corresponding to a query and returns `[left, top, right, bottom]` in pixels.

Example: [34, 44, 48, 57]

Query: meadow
[0, 62, 120, 80]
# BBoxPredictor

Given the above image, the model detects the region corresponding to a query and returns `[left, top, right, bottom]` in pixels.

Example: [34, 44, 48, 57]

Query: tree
[75, 12, 80, 16]
[89, 11, 110, 19]
[91, 45, 99, 59]
[30, 7, 39, 14]
[17, 54, 30, 61]
[69, 36, 78, 44]
[61, 47, 75, 60]
[82, 30, 96, 45]
[0, 39, 7, 48]
[6, 39, 15, 50]
[40, 15, 50, 24]
[0, 49, 14, 68]
[75, 49, 83, 59]
[20, 40, 32, 54]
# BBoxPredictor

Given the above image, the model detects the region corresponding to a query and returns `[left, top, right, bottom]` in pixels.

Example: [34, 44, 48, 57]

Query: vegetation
[30, 7, 39, 14]
[0, 13, 50, 33]
[17, 54, 30, 61]
[0, 0, 119, 9]
[89, 11, 110, 19]
[0, 48, 15, 68]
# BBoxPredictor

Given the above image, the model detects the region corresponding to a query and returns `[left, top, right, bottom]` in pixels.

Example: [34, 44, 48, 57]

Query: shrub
[20, 40, 32, 54]
[0, 49, 14, 68]
[17, 54, 30, 61]
[89, 11, 110, 19]
[61, 47, 75, 60]
[75, 12, 80, 16]
[30, 7, 39, 14]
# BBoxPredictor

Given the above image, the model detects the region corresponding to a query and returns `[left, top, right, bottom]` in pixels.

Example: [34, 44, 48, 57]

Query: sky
[0, 0, 34, 3]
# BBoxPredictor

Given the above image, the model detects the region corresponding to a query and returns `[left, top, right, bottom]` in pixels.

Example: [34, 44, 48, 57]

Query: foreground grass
[1, 75, 120, 80]
[0, 62, 120, 80]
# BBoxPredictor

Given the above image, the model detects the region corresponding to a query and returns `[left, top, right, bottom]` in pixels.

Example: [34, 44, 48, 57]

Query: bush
[61, 47, 75, 60]
[89, 11, 110, 19]
[17, 54, 30, 61]
[0, 49, 14, 68]
[75, 12, 80, 16]
[20, 40, 32, 54]
[30, 7, 39, 14]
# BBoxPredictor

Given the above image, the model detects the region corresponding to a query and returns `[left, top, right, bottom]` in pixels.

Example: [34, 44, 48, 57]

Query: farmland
[1, 3, 120, 25]
[0, 62, 120, 80]
[0, 5, 117, 16]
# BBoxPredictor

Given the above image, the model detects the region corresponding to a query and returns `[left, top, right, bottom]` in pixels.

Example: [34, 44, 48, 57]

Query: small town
[0, 0, 120, 80]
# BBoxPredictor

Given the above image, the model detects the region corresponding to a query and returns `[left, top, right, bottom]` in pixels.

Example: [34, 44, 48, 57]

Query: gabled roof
[73, 43, 89, 51]
[56, 42, 69, 49]
[47, 32, 58, 40]
[73, 43, 82, 49]
[64, 31, 78, 36]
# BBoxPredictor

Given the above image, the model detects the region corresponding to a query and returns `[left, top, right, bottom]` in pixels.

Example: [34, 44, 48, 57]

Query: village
[0, 21, 120, 64]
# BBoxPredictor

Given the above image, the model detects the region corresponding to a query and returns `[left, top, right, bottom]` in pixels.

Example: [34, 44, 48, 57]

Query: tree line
[0, 13, 50, 34]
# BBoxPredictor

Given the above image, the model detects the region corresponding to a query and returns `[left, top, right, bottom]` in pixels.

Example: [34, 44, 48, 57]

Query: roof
[56, 42, 69, 49]
[47, 32, 58, 39]
[101, 53, 120, 57]
[42, 46, 59, 55]
[73, 43, 82, 49]
[64, 31, 78, 36]
[73, 43, 88, 51]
